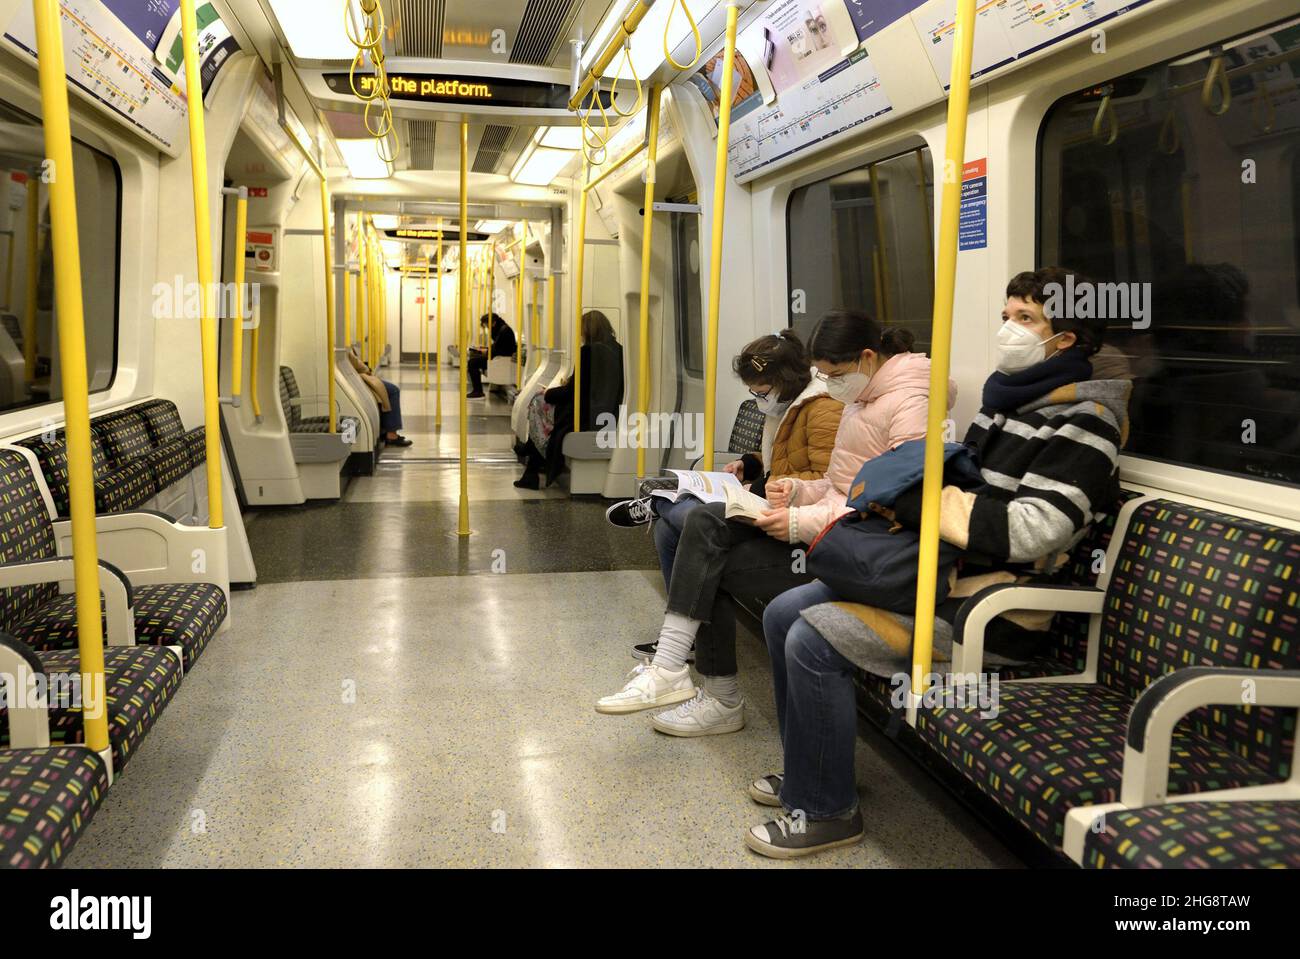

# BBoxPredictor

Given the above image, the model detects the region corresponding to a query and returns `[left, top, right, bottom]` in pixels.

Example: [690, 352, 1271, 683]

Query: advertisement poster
[155, 0, 241, 101]
[760, 0, 860, 94]
[843, 0, 927, 42]
[687, 47, 763, 125]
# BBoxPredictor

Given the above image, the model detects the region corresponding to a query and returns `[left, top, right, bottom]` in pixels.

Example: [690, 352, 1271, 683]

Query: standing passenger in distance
[749, 268, 1129, 859]
[596, 314, 939, 735]
[467, 313, 517, 398]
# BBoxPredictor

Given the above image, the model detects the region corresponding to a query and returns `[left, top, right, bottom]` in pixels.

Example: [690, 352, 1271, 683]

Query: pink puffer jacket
[789, 351, 948, 544]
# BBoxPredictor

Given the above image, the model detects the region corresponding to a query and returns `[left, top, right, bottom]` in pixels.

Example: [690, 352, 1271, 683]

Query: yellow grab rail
[514, 225, 525, 389]
[573, 166, 588, 431]
[179, 0, 223, 529]
[422, 257, 429, 390]
[701, 4, 739, 470]
[868, 163, 893, 324]
[910, 0, 977, 698]
[320, 180, 336, 433]
[230, 187, 247, 402]
[546, 273, 555, 350]
[32, 0, 110, 758]
[436, 217, 443, 428]
[22, 176, 38, 382]
[569, 0, 654, 112]
[636, 84, 663, 480]
[457, 119, 470, 537]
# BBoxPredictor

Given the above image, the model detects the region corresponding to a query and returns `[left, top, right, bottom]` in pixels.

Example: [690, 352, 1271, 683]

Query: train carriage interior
[0, 0, 1298, 887]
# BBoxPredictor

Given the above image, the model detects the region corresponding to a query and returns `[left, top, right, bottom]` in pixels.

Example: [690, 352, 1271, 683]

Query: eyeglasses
[748, 387, 772, 401]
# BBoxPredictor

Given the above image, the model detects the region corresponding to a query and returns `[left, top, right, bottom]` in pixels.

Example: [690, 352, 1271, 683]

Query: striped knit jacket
[936, 378, 1132, 566]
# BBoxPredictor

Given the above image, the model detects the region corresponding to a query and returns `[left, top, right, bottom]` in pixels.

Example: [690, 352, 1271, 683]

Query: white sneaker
[650, 691, 745, 737]
[595, 661, 696, 714]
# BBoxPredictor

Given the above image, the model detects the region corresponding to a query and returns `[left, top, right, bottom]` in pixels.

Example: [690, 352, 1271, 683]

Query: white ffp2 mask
[995, 321, 1064, 373]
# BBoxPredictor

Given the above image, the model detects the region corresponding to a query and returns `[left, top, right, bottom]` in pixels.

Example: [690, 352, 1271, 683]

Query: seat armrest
[51, 513, 228, 593]
[952, 584, 1104, 674]
[0, 557, 135, 646]
[0, 631, 50, 747]
[1121, 667, 1300, 807]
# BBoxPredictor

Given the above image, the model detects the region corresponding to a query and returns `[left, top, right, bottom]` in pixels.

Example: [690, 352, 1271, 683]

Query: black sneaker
[748, 773, 784, 807]
[630, 640, 693, 665]
[606, 497, 655, 528]
[745, 808, 864, 859]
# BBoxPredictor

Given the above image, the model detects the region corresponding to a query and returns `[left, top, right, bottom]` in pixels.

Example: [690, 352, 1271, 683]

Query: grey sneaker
[745, 808, 864, 859]
[748, 773, 784, 807]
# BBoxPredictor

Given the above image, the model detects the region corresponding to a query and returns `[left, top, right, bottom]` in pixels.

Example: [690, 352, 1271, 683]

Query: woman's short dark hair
[732, 329, 811, 402]
[1006, 267, 1106, 356]
[581, 310, 618, 344]
[807, 310, 911, 363]
[479, 312, 504, 327]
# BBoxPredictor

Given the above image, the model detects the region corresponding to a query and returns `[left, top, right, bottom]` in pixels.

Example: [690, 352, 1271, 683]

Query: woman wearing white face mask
[595, 312, 938, 734]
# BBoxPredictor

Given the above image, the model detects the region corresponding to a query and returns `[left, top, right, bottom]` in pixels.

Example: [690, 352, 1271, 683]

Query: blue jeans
[650, 497, 704, 589]
[762, 580, 860, 820]
[380, 380, 402, 434]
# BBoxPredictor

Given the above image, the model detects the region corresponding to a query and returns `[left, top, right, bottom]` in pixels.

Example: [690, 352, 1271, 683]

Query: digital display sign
[323, 73, 611, 110]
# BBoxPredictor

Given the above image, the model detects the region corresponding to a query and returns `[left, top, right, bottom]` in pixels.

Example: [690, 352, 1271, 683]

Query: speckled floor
[65, 364, 1020, 868]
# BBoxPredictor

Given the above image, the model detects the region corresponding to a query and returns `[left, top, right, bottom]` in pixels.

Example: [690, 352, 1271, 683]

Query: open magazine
[649, 470, 772, 523]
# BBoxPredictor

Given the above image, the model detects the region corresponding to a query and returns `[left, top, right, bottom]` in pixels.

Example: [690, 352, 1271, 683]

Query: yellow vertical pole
[344, 257, 352, 353]
[357, 231, 367, 361]
[514, 229, 524, 389]
[916, 147, 934, 263]
[546, 273, 555, 350]
[701, 5, 739, 472]
[636, 84, 663, 480]
[231, 190, 247, 400]
[457, 119, 470, 537]
[179, 0, 223, 528]
[3, 180, 16, 310]
[320, 181, 336, 432]
[436, 218, 443, 428]
[868, 163, 893, 325]
[422, 258, 429, 390]
[531, 278, 539, 358]
[32, 0, 109, 757]
[911, 0, 977, 697]
[22, 177, 38, 382]
[573, 163, 588, 432]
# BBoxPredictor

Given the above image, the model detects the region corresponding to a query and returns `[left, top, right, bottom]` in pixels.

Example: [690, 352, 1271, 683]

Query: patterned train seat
[0, 641, 182, 772]
[280, 366, 359, 435]
[16, 399, 205, 517]
[1082, 800, 1300, 869]
[0, 747, 108, 869]
[0, 448, 226, 670]
[914, 500, 1300, 852]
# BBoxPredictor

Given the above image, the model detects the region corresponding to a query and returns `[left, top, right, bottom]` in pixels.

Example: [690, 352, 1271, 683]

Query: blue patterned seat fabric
[915, 500, 1300, 855]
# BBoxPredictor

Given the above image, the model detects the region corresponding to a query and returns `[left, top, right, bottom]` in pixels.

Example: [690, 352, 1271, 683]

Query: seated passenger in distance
[348, 346, 411, 447]
[514, 310, 625, 489]
[467, 312, 518, 398]
[596, 315, 938, 736]
[751, 268, 1130, 859]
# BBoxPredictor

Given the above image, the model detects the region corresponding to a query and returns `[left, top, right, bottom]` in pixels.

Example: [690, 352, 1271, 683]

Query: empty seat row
[843, 495, 1299, 868]
[0, 435, 228, 868]
[16, 399, 205, 518]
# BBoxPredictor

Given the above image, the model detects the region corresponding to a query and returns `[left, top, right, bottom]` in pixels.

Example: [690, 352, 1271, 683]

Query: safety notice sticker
[959, 159, 988, 252]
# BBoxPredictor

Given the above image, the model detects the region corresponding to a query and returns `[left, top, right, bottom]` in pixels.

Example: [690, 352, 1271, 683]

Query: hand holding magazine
[648, 469, 771, 522]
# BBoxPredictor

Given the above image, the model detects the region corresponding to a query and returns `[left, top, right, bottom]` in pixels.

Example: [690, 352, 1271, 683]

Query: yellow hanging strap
[231, 188, 247, 401]
[1202, 52, 1231, 117]
[664, 0, 702, 71]
[179, 0, 223, 528]
[701, 3, 739, 471]
[910, 0, 977, 700]
[22, 176, 38, 382]
[610, 38, 644, 118]
[636, 85, 663, 480]
[32, 0, 109, 758]
[457, 119, 470, 537]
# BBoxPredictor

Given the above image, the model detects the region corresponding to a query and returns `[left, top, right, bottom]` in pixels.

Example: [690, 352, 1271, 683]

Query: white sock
[702, 673, 741, 707]
[651, 612, 699, 672]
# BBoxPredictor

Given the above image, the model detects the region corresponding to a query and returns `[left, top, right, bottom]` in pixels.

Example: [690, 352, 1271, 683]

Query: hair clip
[750, 356, 767, 372]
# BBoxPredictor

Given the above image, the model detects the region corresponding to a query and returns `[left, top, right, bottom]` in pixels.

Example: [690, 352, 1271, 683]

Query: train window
[670, 208, 703, 377]
[0, 100, 120, 415]
[786, 147, 935, 348]
[1040, 18, 1300, 488]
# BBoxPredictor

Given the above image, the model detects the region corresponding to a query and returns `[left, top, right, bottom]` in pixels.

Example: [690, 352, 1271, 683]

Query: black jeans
[468, 352, 488, 391]
[663, 503, 814, 677]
